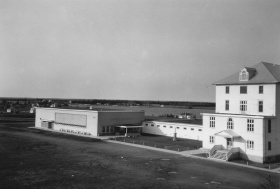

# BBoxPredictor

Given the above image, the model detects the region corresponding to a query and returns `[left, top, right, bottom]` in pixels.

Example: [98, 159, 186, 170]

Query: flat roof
[144, 118, 202, 125]
[115, 126, 144, 128]
[202, 112, 276, 119]
[35, 107, 144, 113]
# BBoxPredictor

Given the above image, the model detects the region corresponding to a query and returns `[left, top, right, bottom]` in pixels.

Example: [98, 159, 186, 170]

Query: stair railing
[226, 147, 239, 161]
[209, 145, 223, 157]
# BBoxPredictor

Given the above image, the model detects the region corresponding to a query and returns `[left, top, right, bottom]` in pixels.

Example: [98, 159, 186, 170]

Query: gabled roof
[214, 62, 280, 85]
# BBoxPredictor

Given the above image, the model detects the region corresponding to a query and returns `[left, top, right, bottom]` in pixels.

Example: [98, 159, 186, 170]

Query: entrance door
[227, 138, 232, 150]
[48, 122, 54, 129]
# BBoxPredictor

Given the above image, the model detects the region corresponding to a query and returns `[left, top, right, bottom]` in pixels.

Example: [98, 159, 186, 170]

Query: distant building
[178, 113, 196, 120]
[35, 107, 144, 137]
[203, 62, 280, 163]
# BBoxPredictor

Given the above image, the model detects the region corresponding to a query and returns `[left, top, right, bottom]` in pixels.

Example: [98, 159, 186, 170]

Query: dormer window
[239, 69, 249, 81]
[239, 67, 256, 81]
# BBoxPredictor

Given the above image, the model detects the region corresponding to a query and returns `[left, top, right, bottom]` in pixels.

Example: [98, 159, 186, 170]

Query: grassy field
[1, 118, 280, 188]
[114, 134, 202, 151]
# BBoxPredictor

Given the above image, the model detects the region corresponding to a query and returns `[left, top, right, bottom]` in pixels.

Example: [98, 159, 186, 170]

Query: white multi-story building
[202, 62, 280, 163]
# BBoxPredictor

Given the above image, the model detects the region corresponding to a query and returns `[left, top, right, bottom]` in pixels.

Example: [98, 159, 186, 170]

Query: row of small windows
[102, 125, 115, 133]
[210, 117, 255, 132]
[225, 86, 263, 94]
[145, 124, 201, 131]
[209, 117, 272, 133]
[224, 100, 263, 112]
[246, 140, 272, 150]
[210, 117, 234, 129]
[209, 137, 272, 151]
[55, 122, 86, 128]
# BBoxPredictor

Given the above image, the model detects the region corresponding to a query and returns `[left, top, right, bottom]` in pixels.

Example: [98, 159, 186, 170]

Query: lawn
[113, 134, 202, 152]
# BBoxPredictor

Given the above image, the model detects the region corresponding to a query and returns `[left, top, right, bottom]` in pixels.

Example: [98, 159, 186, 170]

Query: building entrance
[227, 138, 232, 150]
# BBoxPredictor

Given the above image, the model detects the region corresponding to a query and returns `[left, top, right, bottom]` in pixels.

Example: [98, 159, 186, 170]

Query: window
[170, 126, 173, 128]
[191, 128, 194, 131]
[227, 118, 233, 129]
[247, 140, 254, 149]
[177, 127, 180, 129]
[110, 126, 114, 132]
[268, 142, 271, 151]
[247, 119, 254, 132]
[239, 70, 249, 81]
[184, 128, 187, 130]
[210, 136, 215, 143]
[157, 125, 160, 127]
[151, 124, 154, 127]
[240, 101, 247, 111]
[225, 100, 229, 111]
[210, 117, 215, 128]
[163, 126, 166, 128]
[226, 86, 230, 94]
[102, 126, 105, 132]
[259, 86, 263, 94]
[268, 120, 271, 133]
[145, 124, 148, 126]
[198, 129, 202, 131]
[259, 101, 263, 112]
[240, 86, 247, 94]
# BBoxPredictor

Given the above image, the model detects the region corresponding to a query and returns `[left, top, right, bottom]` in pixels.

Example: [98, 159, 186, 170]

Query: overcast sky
[0, 0, 280, 102]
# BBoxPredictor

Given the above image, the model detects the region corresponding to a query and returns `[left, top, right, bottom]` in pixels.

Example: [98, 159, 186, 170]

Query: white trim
[115, 126, 144, 128]
[35, 107, 143, 113]
[40, 118, 54, 122]
[201, 113, 275, 119]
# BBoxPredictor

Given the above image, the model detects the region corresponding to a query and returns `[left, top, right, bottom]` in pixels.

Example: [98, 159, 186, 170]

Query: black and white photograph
[0, 0, 280, 188]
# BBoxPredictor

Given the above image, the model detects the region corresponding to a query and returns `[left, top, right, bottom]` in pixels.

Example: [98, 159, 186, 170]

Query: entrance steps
[210, 150, 228, 161]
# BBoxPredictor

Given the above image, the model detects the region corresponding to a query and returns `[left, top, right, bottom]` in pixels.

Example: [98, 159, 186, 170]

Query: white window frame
[240, 101, 247, 111]
[247, 119, 254, 132]
[239, 69, 249, 81]
[247, 140, 254, 149]
[210, 117, 215, 128]
[227, 118, 233, 129]
[259, 86, 263, 94]
[258, 100, 263, 112]
[225, 86, 230, 94]
[225, 100, 229, 111]
[210, 136, 215, 143]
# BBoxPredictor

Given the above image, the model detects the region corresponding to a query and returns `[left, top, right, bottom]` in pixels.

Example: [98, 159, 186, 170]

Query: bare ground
[0, 120, 279, 189]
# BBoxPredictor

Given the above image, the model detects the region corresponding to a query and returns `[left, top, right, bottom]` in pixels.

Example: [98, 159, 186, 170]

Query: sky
[0, 0, 280, 102]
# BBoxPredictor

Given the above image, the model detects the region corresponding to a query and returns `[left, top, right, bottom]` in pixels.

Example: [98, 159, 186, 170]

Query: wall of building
[142, 121, 203, 140]
[202, 113, 265, 162]
[35, 108, 98, 135]
[216, 84, 276, 116]
[264, 83, 280, 161]
[97, 111, 144, 135]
